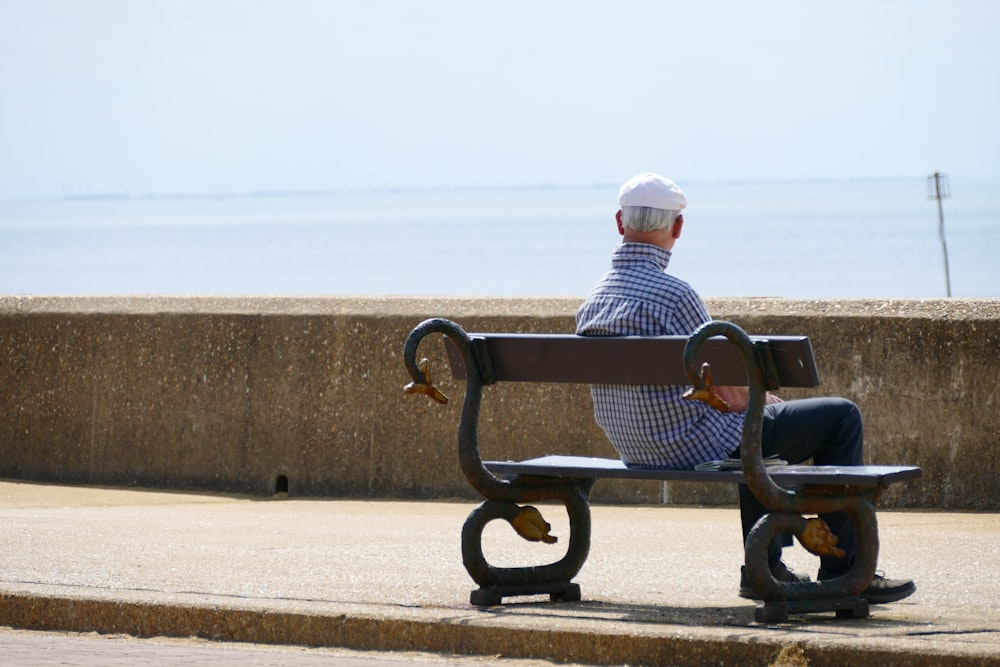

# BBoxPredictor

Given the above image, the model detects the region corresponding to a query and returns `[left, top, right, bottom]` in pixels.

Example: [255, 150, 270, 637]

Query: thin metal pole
[929, 172, 952, 297]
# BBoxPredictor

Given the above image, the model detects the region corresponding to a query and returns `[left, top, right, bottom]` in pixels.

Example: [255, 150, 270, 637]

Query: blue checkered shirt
[575, 243, 744, 469]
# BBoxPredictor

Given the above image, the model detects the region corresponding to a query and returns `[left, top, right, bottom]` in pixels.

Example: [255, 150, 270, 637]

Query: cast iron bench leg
[461, 483, 592, 605]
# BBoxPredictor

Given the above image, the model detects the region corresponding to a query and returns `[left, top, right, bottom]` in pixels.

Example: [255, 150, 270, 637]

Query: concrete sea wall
[1, 296, 997, 510]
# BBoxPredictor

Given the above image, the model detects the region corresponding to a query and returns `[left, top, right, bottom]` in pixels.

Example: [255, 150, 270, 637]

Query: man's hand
[714, 386, 749, 412]
[712, 387, 783, 412]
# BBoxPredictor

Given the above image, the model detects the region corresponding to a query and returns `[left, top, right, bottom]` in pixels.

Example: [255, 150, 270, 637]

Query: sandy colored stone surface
[0, 627, 590, 667]
[1, 481, 998, 666]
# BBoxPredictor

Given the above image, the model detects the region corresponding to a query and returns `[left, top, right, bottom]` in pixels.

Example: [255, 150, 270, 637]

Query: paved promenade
[1, 480, 998, 666]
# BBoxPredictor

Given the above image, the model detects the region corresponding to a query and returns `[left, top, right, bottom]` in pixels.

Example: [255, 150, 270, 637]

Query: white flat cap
[618, 173, 687, 211]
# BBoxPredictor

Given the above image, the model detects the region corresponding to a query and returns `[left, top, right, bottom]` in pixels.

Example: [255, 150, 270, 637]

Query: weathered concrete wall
[1, 296, 997, 510]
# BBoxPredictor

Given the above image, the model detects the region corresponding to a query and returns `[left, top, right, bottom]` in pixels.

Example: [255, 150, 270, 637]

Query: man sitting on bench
[575, 172, 914, 604]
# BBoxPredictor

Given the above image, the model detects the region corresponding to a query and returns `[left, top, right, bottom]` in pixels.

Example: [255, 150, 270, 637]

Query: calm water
[1, 179, 997, 299]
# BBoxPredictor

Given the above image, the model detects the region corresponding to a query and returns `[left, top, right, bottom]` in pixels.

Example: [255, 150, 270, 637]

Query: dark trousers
[732, 397, 864, 573]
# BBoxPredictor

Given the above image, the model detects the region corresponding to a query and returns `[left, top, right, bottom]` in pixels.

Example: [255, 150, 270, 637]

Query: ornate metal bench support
[404, 318, 593, 604]
[462, 482, 593, 605]
[685, 321, 885, 622]
[744, 498, 880, 622]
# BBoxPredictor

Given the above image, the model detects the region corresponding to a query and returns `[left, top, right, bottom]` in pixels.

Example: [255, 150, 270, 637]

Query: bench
[402, 317, 922, 623]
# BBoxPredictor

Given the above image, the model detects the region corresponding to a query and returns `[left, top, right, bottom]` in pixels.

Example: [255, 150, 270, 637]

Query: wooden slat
[445, 333, 819, 388]
[484, 455, 923, 488]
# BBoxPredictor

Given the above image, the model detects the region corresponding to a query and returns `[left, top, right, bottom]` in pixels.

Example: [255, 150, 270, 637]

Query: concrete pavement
[1, 480, 998, 666]
[0, 628, 576, 666]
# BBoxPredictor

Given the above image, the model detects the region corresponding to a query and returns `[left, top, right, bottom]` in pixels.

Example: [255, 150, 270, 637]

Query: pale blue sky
[1, 0, 997, 199]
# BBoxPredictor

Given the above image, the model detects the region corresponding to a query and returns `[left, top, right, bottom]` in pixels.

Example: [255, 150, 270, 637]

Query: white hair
[620, 206, 681, 232]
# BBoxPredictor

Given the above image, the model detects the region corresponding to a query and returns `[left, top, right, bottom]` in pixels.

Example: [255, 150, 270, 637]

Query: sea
[1, 178, 997, 300]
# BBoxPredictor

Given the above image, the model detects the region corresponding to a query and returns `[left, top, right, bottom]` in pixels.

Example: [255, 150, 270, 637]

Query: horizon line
[1, 174, 981, 204]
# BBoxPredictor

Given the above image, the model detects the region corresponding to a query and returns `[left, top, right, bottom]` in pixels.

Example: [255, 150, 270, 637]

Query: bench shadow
[475, 598, 928, 631]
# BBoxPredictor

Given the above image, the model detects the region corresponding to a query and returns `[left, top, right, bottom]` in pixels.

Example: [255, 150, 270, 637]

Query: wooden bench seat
[485, 455, 923, 488]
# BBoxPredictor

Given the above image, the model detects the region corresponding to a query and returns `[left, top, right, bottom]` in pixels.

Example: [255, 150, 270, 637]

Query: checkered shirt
[575, 243, 744, 469]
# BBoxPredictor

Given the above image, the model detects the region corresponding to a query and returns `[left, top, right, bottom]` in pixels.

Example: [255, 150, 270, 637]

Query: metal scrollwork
[684, 320, 880, 621]
[403, 318, 594, 604]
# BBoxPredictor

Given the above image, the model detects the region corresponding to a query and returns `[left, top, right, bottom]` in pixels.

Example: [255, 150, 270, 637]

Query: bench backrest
[445, 333, 820, 388]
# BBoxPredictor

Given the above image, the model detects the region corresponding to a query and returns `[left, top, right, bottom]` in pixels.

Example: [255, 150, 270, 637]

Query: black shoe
[739, 561, 811, 600]
[818, 569, 916, 604]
